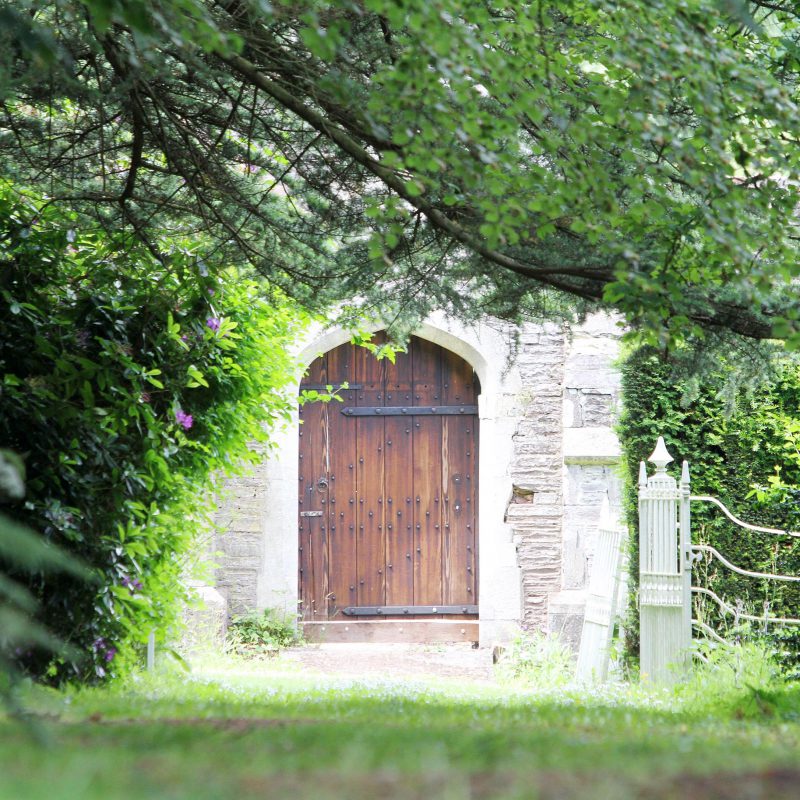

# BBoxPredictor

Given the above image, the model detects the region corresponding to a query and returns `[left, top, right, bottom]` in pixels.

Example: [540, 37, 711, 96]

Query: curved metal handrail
[692, 544, 800, 582]
[690, 495, 800, 538]
[692, 585, 800, 626]
[692, 618, 730, 645]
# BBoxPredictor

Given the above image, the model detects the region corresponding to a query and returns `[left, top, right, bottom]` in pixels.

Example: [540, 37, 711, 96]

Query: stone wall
[213, 452, 269, 616]
[504, 323, 566, 630]
[500, 314, 623, 638]
[550, 314, 624, 648]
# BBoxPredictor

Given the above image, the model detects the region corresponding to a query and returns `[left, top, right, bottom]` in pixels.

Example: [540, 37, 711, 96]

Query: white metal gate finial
[648, 436, 674, 472]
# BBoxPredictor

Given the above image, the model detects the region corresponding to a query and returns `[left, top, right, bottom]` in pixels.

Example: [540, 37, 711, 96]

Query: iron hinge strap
[341, 405, 478, 417]
[342, 605, 479, 616]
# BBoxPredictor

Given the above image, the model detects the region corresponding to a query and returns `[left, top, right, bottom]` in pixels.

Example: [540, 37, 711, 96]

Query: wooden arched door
[298, 333, 479, 642]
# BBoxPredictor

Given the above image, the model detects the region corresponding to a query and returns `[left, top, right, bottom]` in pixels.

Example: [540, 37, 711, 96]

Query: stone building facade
[210, 312, 623, 647]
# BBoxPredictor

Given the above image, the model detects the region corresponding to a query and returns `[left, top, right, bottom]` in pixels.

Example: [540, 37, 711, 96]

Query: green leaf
[0, 574, 38, 612]
[186, 365, 210, 388]
[0, 513, 91, 580]
[404, 180, 425, 197]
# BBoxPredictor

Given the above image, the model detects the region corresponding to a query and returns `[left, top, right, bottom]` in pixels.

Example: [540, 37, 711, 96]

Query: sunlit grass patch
[3, 648, 800, 800]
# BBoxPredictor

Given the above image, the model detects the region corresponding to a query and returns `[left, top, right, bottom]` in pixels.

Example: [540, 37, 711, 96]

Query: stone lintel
[563, 427, 621, 465]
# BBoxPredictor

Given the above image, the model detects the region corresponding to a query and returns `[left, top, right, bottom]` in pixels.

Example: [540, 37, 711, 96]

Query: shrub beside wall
[617, 347, 800, 664]
[0, 184, 306, 683]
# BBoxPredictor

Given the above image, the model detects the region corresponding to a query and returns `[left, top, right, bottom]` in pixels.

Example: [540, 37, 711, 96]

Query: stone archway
[243, 316, 524, 647]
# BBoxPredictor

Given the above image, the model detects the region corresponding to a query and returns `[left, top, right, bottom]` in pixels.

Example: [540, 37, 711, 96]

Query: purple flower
[122, 576, 143, 594]
[175, 409, 194, 430]
[92, 637, 116, 664]
[206, 317, 221, 332]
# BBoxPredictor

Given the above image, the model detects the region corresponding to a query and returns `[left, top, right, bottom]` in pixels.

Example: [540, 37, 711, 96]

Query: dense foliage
[0, 183, 305, 683]
[1, 1, 799, 352]
[618, 347, 800, 665]
[0, 465, 89, 706]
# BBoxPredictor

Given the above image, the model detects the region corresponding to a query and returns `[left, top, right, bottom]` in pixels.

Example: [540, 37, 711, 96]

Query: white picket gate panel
[576, 498, 626, 683]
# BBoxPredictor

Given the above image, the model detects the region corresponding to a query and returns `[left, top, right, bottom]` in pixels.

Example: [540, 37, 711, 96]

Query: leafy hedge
[0, 184, 305, 683]
[618, 347, 800, 664]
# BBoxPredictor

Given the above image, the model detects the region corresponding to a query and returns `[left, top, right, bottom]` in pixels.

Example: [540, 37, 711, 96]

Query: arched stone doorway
[213, 314, 625, 650]
[298, 332, 480, 642]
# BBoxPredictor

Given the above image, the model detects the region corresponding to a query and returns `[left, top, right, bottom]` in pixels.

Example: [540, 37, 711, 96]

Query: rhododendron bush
[0, 183, 305, 683]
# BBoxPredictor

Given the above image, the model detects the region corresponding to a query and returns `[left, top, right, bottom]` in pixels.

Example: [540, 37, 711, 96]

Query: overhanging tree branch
[221, 52, 606, 298]
[3, 0, 800, 349]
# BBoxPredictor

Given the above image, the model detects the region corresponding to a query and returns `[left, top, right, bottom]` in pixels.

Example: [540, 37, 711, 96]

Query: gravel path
[280, 643, 497, 683]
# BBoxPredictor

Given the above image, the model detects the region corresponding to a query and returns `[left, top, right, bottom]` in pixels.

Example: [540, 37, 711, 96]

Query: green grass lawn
[2, 654, 800, 799]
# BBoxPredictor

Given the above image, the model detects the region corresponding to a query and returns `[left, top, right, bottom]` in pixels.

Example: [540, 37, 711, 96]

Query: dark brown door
[298, 334, 479, 632]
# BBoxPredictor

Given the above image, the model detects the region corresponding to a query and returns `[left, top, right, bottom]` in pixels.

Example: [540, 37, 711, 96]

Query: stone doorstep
[302, 620, 479, 645]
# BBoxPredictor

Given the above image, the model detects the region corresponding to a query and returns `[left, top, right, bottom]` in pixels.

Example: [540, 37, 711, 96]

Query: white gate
[575, 498, 627, 683]
[638, 437, 800, 683]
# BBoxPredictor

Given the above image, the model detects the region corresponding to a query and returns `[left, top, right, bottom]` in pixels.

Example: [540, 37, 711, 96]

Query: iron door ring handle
[317, 477, 328, 490]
